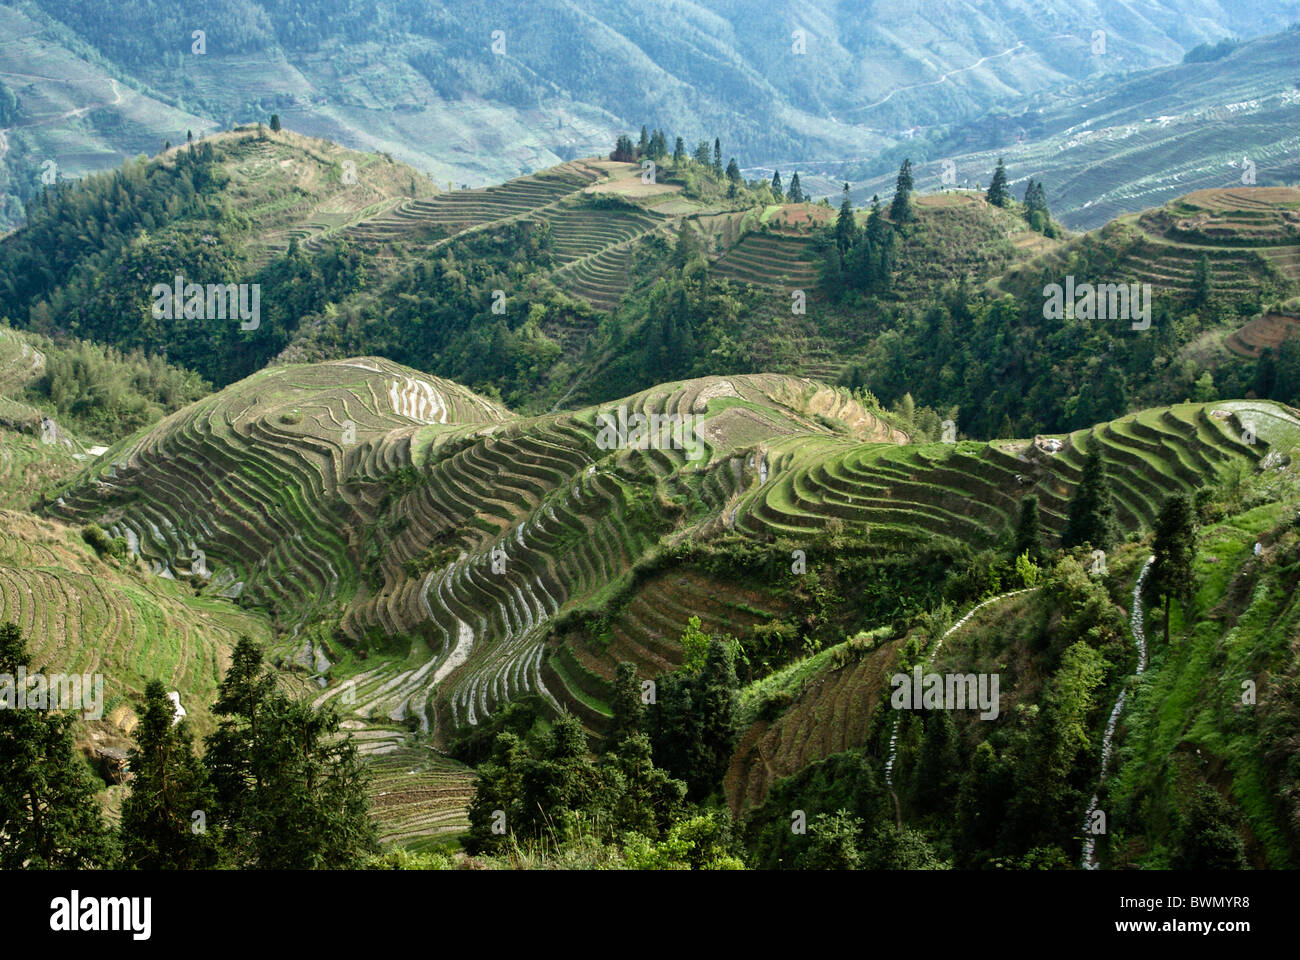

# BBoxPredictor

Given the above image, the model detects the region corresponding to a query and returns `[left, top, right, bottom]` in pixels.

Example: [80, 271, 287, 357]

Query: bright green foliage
[679, 615, 710, 675]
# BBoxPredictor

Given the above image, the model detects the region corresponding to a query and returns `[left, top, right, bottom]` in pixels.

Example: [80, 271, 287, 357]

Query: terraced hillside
[310, 160, 602, 257]
[0, 507, 273, 738]
[996, 187, 1300, 308]
[49, 358, 510, 640]
[46, 352, 1296, 772]
[187, 128, 436, 268]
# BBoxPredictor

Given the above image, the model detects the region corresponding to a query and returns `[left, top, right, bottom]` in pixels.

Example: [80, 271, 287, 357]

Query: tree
[797, 809, 863, 869]
[611, 135, 636, 162]
[678, 615, 710, 674]
[694, 140, 712, 166]
[672, 137, 685, 166]
[0, 622, 116, 868]
[986, 158, 1009, 207]
[788, 172, 804, 203]
[1023, 179, 1053, 234]
[1171, 786, 1247, 869]
[725, 158, 742, 184]
[204, 636, 378, 868]
[1192, 253, 1212, 307]
[119, 680, 220, 868]
[1145, 493, 1197, 646]
[648, 637, 738, 800]
[890, 158, 914, 222]
[1014, 494, 1044, 562]
[1062, 440, 1119, 550]
[713, 138, 723, 176]
[269, 114, 281, 133]
[637, 125, 649, 156]
[834, 184, 856, 254]
[607, 661, 644, 747]
[771, 169, 784, 200]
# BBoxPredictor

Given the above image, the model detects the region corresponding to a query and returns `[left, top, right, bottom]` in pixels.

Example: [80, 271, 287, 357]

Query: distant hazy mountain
[2, 0, 1299, 227]
[846, 24, 1300, 228]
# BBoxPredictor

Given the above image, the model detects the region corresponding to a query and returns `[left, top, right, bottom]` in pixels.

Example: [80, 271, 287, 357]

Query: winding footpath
[1082, 556, 1154, 869]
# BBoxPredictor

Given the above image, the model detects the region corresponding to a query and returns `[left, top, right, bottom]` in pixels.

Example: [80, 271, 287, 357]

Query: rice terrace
[0, 3, 1298, 927]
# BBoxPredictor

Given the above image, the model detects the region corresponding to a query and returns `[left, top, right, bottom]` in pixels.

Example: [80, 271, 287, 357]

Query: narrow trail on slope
[884, 587, 1033, 826]
[1082, 555, 1153, 869]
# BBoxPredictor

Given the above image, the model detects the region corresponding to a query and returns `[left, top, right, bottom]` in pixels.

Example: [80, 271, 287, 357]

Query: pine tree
[986, 158, 1009, 207]
[637, 125, 649, 155]
[835, 183, 856, 254]
[1145, 493, 1197, 646]
[607, 661, 644, 747]
[0, 622, 116, 868]
[204, 637, 378, 868]
[771, 169, 784, 200]
[713, 138, 723, 176]
[672, 136, 685, 166]
[890, 158, 914, 222]
[1062, 440, 1119, 550]
[725, 158, 742, 183]
[119, 680, 221, 868]
[269, 114, 281, 132]
[788, 172, 804, 203]
[1192, 253, 1212, 307]
[694, 140, 712, 166]
[1014, 494, 1044, 562]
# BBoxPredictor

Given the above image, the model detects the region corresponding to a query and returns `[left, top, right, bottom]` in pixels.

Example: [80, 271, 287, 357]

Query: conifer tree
[119, 680, 221, 869]
[1014, 494, 1044, 562]
[204, 636, 377, 868]
[637, 125, 649, 155]
[607, 661, 644, 747]
[890, 158, 914, 222]
[0, 622, 116, 868]
[713, 138, 723, 176]
[1062, 440, 1119, 550]
[788, 172, 804, 203]
[771, 169, 783, 200]
[835, 183, 856, 254]
[672, 136, 685, 166]
[725, 158, 742, 183]
[1145, 493, 1197, 646]
[986, 157, 1009, 207]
